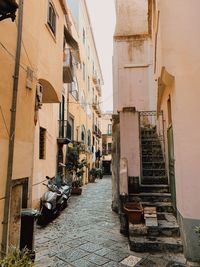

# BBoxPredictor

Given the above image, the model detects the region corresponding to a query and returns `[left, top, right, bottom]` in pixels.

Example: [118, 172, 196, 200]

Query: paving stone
[104, 251, 129, 262]
[120, 255, 142, 266]
[85, 253, 110, 265]
[72, 258, 99, 267]
[95, 247, 113, 257]
[103, 261, 122, 267]
[57, 248, 89, 263]
[79, 242, 103, 252]
[65, 238, 88, 248]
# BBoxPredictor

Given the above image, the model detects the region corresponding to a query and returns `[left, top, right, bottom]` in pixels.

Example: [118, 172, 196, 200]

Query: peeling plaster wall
[115, 0, 149, 37]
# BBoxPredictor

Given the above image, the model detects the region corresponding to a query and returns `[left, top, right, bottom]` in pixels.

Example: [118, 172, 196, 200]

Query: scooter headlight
[44, 202, 52, 210]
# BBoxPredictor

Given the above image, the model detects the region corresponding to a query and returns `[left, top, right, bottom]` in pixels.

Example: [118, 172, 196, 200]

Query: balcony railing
[92, 100, 98, 110]
[92, 124, 98, 135]
[57, 120, 72, 144]
[63, 48, 73, 83]
[96, 83, 101, 96]
[97, 128, 102, 138]
[102, 149, 112, 155]
[92, 73, 97, 84]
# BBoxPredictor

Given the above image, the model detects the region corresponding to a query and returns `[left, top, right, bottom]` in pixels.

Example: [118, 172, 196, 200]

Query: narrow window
[47, 1, 56, 35]
[83, 62, 85, 80]
[88, 76, 90, 91]
[108, 124, 112, 135]
[107, 143, 112, 153]
[83, 28, 86, 44]
[39, 127, 46, 159]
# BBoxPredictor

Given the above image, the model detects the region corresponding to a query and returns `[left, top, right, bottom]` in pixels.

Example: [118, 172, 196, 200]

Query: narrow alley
[35, 176, 187, 267]
[35, 176, 131, 267]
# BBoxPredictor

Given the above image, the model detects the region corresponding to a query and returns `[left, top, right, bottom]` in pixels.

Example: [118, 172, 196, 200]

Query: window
[83, 62, 85, 80]
[88, 76, 90, 91]
[83, 28, 86, 44]
[47, 1, 56, 35]
[39, 127, 46, 159]
[81, 125, 86, 143]
[67, 116, 74, 141]
[88, 130, 91, 146]
[107, 143, 112, 153]
[108, 124, 112, 135]
[88, 45, 90, 60]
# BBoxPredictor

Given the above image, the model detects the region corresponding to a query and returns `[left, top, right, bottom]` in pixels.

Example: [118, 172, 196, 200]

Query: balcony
[93, 124, 98, 135]
[96, 83, 101, 96]
[63, 48, 73, 83]
[92, 100, 98, 110]
[92, 73, 97, 84]
[102, 149, 112, 155]
[96, 104, 101, 116]
[57, 120, 71, 145]
[97, 128, 102, 138]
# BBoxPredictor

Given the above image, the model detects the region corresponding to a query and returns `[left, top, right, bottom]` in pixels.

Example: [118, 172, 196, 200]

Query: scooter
[37, 176, 67, 226]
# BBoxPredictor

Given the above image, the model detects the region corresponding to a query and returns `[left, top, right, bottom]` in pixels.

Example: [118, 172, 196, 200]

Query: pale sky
[86, 0, 116, 112]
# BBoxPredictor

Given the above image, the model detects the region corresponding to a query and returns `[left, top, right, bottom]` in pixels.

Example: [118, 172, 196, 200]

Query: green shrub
[0, 247, 34, 267]
[195, 225, 200, 245]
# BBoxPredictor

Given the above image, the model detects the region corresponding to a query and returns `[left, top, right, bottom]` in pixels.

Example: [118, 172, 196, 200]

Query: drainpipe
[1, 0, 24, 256]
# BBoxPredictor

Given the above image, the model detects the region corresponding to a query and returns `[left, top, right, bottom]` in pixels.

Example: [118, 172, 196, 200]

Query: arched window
[81, 125, 86, 143]
[88, 130, 91, 146]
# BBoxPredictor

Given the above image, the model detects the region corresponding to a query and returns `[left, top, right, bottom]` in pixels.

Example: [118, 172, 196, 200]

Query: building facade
[67, 0, 103, 179]
[101, 112, 112, 175]
[0, 0, 103, 255]
[153, 0, 200, 261]
[113, 0, 200, 262]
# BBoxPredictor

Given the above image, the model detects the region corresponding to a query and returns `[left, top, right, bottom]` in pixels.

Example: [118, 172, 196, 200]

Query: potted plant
[89, 167, 103, 182]
[66, 143, 88, 195]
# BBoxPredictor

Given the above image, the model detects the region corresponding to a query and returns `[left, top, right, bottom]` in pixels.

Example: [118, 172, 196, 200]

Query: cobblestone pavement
[35, 176, 187, 267]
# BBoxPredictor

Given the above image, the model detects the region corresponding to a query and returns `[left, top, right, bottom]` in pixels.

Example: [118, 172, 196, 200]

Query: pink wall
[120, 112, 140, 179]
[113, 40, 153, 112]
[156, 0, 200, 219]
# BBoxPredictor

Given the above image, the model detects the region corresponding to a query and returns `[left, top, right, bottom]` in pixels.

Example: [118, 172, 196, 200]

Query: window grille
[39, 127, 46, 159]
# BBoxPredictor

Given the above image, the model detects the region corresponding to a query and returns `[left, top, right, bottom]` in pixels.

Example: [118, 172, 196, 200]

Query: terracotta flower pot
[123, 202, 143, 224]
[71, 187, 82, 195]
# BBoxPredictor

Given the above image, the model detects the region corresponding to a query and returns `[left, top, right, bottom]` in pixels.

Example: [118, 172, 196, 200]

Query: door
[167, 125, 176, 212]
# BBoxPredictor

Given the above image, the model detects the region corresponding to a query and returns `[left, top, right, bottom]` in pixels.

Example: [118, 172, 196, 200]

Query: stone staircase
[128, 127, 183, 253]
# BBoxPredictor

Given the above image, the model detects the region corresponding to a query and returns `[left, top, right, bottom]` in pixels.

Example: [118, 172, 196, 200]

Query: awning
[64, 27, 78, 50]
[64, 27, 80, 63]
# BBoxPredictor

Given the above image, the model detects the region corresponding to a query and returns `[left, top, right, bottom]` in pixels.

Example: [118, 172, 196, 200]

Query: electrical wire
[15, 20, 35, 70]
[0, 106, 9, 137]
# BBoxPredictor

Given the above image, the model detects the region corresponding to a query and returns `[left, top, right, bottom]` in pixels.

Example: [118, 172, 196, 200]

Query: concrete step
[129, 236, 183, 253]
[130, 192, 171, 203]
[129, 218, 180, 238]
[140, 184, 169, 193]
[142, 162, 165, 169]
[141, 201, 174, 213]
[142, 169, 166, 177]
[142, 156, 164, 162]
[142, 176, 168, 184]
